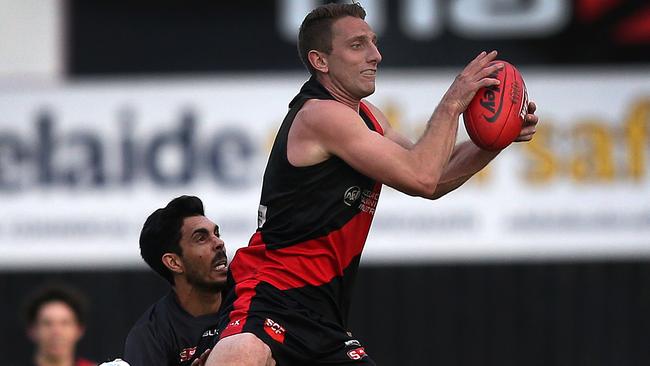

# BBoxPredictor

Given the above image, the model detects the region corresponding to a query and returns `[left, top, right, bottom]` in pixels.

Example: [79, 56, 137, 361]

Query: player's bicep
[309, 108, 428, 196]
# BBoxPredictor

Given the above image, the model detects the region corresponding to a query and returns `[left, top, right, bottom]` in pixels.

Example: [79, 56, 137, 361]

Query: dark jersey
[124, 292, 220, 366]
[221, 76, 383, 339]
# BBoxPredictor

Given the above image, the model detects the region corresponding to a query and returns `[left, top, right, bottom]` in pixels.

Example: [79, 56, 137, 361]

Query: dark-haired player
[123, 195, 227, 366]
[25, 285, 96, 366]
[207, 3, 538, 366]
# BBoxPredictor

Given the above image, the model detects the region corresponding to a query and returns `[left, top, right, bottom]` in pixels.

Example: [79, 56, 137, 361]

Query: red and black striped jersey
[228, 77, 383, 329]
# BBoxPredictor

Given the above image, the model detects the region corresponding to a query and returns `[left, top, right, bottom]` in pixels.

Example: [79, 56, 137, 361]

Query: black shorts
[216, 280, 376, 366]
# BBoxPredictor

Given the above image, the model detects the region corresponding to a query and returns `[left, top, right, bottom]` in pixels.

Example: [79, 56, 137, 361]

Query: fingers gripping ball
[463, 60, 528, 151]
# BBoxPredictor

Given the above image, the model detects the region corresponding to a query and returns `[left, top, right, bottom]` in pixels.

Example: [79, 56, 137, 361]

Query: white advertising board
[0, 69, 649, 269]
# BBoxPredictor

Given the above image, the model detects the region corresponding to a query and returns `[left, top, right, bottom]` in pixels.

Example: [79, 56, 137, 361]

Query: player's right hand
[191, 348, 212, 366]
[440, 50, 503, 116]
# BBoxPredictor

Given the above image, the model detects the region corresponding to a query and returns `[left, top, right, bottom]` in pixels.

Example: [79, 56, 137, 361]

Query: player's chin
[201, 278, 227, 292]
[357, 82, 375, 98]
[213, 277, 228, 288]
[210, 268, 228, 280]
[205, 272, 228, 287]
[46, 346, 69, 357]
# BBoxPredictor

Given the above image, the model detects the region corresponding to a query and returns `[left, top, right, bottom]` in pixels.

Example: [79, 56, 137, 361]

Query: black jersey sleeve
[123, 323, 171, 366]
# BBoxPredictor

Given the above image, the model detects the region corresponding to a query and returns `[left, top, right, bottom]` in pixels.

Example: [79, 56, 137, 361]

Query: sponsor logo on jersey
[347, 347, 368, 360]
[179, 346, 197, 362]
[358, 188, 380, 215]
[228, 319, 241, 327]
[263, 318, 286, 343]
[202, 328, 219, 337]
[344, 186, 361, 206]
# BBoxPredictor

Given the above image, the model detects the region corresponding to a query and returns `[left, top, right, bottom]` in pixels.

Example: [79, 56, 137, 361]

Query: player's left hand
[514, 101, 538, 142]
[191, 348, 212, 366]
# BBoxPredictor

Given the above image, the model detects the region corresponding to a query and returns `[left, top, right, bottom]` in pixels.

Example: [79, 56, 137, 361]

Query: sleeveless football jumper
[217, 77, 383, 365]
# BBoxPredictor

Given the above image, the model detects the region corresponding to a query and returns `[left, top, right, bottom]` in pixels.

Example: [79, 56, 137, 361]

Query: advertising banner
[1, 69, 649, 268]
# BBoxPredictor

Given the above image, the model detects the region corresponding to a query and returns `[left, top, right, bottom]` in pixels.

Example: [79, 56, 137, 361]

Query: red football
[463, 60, 528, 151]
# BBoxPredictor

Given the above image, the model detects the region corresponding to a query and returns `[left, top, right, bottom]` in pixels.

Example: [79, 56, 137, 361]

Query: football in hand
[463, 60, 528, 151]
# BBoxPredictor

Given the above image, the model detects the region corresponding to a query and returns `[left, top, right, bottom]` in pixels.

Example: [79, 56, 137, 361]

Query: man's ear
[74, 325, 86, 342]
[27, 326, 36, 342]
[162, 253, 184, 275]
[308, 50, 329, 73]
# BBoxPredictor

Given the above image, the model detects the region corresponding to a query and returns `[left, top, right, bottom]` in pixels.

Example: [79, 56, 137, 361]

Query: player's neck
[317, 75, 360, 111]
[35, 351, 75, 366]
[173, 280, 222, 317]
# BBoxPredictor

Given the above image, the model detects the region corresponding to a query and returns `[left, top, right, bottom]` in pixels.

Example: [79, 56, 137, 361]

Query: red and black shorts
[215, 281, 376, 366]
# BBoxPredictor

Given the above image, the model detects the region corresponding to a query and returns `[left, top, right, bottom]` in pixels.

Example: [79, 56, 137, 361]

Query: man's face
[29, 301, 84, 359]
[178, 215, 227, 291]
[325, 16, 382, 99]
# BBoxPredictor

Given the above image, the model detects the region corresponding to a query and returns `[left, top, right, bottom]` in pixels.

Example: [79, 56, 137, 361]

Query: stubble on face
[178, 216, 228, 292]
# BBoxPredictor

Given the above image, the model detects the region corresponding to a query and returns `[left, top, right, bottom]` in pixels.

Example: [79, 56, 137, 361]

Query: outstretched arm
[291, 51, 503, 198]
[367, 100, 539, 199]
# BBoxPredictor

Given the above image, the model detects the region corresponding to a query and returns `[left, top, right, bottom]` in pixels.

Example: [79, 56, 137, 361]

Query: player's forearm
[408, 102, 462, 196]
[430, 141, 499, 199]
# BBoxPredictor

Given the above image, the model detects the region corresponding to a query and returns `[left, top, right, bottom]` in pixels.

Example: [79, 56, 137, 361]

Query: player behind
[25, 285, 96, 366]
[123, 195, 227, 366]
[207, 3, 539, 366]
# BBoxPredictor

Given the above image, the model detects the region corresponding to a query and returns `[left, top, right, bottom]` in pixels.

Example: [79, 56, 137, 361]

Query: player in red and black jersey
[207, 3, 539, 366]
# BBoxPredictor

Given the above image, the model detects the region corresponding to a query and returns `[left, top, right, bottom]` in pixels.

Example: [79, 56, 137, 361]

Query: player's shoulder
[360, 99, 381, 117]
[124, 313, 168, 358]
[360, 99, 390, 126]
[125, 318, 156, 348]
[302, 99, 355, 117]
[360, 98, 378, 111]
[298, 99, 362, 132]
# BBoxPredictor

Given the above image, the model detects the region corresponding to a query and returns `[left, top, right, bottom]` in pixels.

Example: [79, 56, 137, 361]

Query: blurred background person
[25, 285, 96, 366]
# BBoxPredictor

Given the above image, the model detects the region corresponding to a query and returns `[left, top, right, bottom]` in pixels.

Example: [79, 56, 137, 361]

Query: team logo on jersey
[347, 347, 368, 360]
[179, 347, 197, 362]
[263, 318, 286, 343]
[343, 186, 361, 206]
